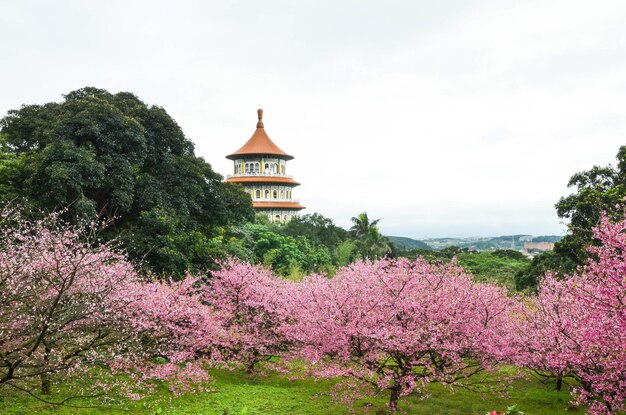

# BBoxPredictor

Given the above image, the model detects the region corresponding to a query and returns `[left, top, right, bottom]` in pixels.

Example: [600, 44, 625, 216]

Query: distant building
[523, 242, 554, 253]
[225, 108, 305, 223]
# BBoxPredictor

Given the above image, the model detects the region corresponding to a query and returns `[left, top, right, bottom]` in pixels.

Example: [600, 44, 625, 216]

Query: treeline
[0, 86, 623, 293]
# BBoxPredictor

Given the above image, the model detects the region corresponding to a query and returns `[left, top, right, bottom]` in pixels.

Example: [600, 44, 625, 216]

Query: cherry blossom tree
[284, 258, 520, 412]
[525, 215, 626, 415]
[204, 260, 292, 373]
[0, 208, 218, 404]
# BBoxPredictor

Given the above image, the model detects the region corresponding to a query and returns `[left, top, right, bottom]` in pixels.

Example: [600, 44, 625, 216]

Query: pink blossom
[282, 258, 520, 411]
[0, 209, 219, 400]
[521, 214, 626, 415]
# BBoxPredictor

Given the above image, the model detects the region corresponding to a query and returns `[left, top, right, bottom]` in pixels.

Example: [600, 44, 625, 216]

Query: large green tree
[0, 87, 254, 276]
[554, 145, 626, 265]
[515, 145, 626, 290]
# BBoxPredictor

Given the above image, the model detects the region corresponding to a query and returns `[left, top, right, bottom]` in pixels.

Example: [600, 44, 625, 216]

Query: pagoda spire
[257, 107, 264, 128]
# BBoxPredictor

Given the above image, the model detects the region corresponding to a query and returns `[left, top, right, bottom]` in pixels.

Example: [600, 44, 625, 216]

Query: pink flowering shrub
[283, 258, 520, 412]
[0, 208, 217, 401]
[124, 276, 221, 395]
[523, 215, 626, 415]
[204, 260, 292, 373]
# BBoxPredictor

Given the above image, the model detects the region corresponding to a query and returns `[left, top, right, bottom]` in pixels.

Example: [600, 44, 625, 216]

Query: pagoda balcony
[252, 198, 300, 203]
[227, 172, 293, 179]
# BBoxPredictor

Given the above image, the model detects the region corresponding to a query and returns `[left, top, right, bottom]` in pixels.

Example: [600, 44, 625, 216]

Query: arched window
[280, 190, 284, 199]
[265, 189, 270, 199]
[254, 163, 260, 174]
[255, 189, 261, 199]
[273, 190, 277, 199]
[275, 214, 281, 221]
[284, 215, 288, 221]
[264, 163, 269, 172]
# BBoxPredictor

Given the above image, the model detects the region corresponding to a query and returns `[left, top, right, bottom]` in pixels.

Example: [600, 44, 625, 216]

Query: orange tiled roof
[253, 201, 305, 210]
[225, 176, 300, 186]
[226, 109, 294, 160]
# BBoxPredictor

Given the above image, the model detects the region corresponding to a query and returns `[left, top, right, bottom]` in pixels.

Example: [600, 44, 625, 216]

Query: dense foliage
[229, 213, 385, 278]
[0, 88, 254, 276]
[457, 250, 530, 291]
[396, 247, 531, 291]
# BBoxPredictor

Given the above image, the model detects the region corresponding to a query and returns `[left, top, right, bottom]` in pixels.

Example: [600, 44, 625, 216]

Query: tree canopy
[555, 145, 626, 265]
[515, 145, 626, 290]
[0, 87, 254, 276]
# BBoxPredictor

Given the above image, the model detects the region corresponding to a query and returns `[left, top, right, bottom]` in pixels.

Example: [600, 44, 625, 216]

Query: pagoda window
[255, 189, 261, 199]
[265, 189, 270, 199]
[254, 163, 260, 173]
[273, 190, 278, 199]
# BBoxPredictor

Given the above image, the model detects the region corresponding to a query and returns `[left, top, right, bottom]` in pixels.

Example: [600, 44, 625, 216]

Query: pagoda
[225, 108, 305, 223]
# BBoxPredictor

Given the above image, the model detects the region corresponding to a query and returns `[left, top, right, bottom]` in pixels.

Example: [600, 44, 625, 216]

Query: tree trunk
[388, 386, 400, 412]
[246, 359, 256, 374]
[556, 373, 563, 391]
[40, 344, 52, 395]
[246, 352, 258, 374]
[40, 372, 51, 395]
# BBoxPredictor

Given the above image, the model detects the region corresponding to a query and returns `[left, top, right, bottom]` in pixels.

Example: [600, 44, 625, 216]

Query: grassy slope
[0, 368, 584, 415]
[456, 252, 530, 291]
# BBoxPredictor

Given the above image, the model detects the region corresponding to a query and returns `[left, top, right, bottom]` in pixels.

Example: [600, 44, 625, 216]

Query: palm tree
[350, 213, 380, 238]
[350, 212, 390, 260]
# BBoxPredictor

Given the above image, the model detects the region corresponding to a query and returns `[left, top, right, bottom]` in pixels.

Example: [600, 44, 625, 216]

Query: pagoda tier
[225, 108, 305, 223]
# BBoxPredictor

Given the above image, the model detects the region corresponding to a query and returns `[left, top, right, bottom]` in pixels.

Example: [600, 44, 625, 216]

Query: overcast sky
[2, 0, 626, 238]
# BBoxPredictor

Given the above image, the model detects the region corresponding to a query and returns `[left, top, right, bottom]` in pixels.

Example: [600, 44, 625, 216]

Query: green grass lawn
[0, 368, 584, 415]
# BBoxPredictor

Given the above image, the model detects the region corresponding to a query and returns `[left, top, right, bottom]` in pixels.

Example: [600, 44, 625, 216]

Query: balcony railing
[227, 172, 293, 179]
[253, 199, 300, 203]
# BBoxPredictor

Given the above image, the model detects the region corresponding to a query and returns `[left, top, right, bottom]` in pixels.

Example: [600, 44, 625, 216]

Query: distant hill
[386, 234, 563, 252]
[387, 236, 431, 250]
[424, 235, 563, 251]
